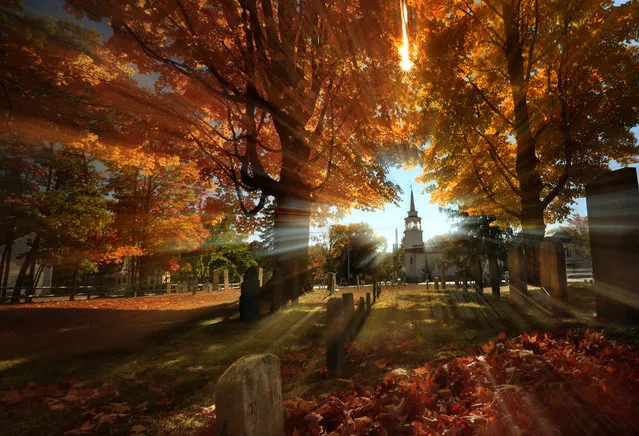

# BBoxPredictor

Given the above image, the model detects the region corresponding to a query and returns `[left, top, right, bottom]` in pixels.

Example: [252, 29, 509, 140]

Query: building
[403, 190, 427, 283]
[402, 190, 458, 283]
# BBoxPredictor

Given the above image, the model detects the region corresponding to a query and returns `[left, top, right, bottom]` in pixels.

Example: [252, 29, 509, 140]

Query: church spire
[409, 188, 416, 212]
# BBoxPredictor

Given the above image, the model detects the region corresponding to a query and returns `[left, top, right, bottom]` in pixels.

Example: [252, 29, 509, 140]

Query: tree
[0, 142, 112, 302]
[64, 0, 406, 308]
[106, 163, 211, 295]
[415, 0, 639, 236]
[561, 214, 591, 261]
[328, 223, 386, 284]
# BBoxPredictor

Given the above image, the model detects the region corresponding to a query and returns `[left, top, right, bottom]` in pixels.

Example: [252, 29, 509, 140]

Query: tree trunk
[0, 236, 12, 304]
[488, 254, 500, 297]
[502, 2, 545, 283]
[70, 265, 79, 301]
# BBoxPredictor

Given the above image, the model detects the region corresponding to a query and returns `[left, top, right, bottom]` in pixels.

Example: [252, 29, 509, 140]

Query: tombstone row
[326, 287, 380, 378]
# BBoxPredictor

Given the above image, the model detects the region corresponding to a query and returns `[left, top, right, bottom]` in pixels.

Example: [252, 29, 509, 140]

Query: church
[402, 190, 457, 283]
[403, 190, 427, 283]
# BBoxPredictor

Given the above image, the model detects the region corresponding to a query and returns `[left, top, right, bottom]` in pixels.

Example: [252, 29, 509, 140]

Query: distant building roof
[548, 228, 573, 242]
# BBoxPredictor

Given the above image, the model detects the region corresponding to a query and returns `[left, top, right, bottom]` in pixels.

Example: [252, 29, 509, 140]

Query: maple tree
[62, 0, 408, 308]
[105, 163, 212, 295]
[414, 0, 639, 237]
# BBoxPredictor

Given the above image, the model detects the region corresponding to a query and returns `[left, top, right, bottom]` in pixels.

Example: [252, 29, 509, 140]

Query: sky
[323, 161, 638, 252]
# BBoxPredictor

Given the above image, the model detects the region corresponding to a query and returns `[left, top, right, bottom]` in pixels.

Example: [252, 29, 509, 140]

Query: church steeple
[409, 188, 416, 212]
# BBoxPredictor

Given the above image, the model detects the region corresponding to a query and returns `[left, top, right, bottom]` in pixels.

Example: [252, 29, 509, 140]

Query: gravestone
[215, 354, 283, 436]
[341, 293, 354, 341]
[342, 293, 354, 320]
[586, 168, 639, 321]
[471, 258, 483, 293]
[434, 278, 440, 290]
[508, 245, 528, 301]
[539, 238, 567, 300]
[223, 269, 229, 290]
[326, 298, 345, 378]
[258, 267, 263, 287]
[240, 266, 261, 322]
[489, 257, 500, 297]
[213, 270, 219, 291]
[327, 273, 337, 295]
[440, 262, 447, 290]
[165, 282, 171, 294]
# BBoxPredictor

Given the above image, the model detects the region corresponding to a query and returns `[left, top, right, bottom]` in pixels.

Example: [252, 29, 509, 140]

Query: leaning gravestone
[215, 354, 283, 436]
[240, 267, 261, 322]
[539, 238, 567, 301]
[508, 245, 527, 302]
[586, 168, 639, 322]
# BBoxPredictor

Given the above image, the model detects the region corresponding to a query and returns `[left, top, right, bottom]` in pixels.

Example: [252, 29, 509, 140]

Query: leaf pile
[280, 330, 639, 435]
[0, 376, 170, 435]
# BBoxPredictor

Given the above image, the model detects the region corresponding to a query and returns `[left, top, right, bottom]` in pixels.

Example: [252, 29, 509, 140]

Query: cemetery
[2, 0, 639, 435]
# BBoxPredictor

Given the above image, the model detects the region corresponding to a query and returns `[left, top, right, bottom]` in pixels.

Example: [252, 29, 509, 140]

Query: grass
[0, 283, 637, 435]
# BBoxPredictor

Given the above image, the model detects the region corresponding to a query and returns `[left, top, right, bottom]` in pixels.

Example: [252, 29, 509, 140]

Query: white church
[403, 190, 457, 283]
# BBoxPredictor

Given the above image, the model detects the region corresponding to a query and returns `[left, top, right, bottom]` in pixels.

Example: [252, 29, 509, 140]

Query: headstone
[213, 270, 219, 291]
[471, 258, 483, 293]
[434, 278, 440, 290]
[165, 282, 171, 294]
[489, 256, 500, 297]
[440, 262, 447, 290]
[223, 269, 229, 290]
[326, 298, 345, 378]
[342, 293, 354, 320]
[586, 168, 639, 321]
[215, 354, 283, 436]
[258, 267, 264, 287]
[539, 238, 567, 300]
[240, 267, 261, 321]
[327, 272, 336, 295]
[508, 245, 528, 301]
[366, 292, 371, 310]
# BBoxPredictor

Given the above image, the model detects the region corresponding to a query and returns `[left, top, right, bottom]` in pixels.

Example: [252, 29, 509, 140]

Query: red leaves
[282, 330, 639, 435]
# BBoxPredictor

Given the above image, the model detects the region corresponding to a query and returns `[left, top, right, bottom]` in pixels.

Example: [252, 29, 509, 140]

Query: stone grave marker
[508, 245, 528, 302]
[223, 269, 229, 290]
[326, 298, 345, 378]
[440, 262, 447, 290]
[489, 257, 500, 297]
[212, 270, 219, 291]
[215, 354, 283, 436]
[240, 266, 261, 322]
[586, 168, 639, 321]
[539, 238, 567, 301]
